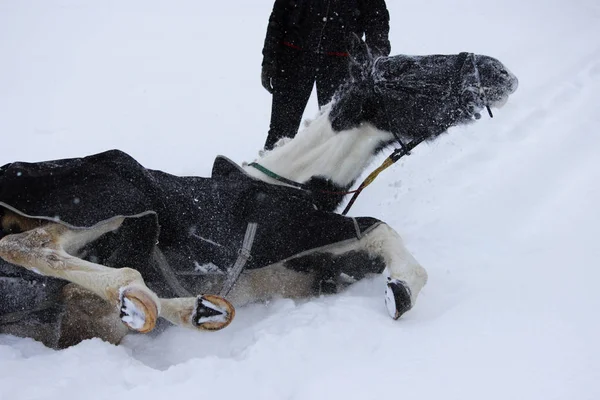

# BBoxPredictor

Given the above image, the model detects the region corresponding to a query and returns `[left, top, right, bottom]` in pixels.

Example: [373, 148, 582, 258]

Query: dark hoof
[385, 278, 412, 320]
[193, 294, 235, 331]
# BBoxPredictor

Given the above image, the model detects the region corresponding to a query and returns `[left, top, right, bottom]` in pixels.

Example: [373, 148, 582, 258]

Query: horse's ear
[348, 34, 373, 81]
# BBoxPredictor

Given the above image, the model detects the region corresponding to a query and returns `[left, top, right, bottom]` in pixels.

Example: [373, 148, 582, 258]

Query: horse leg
[55, 286, 236, 344]
[0, 214, 235, 334]
[227, 222, 426, 320]
[0, 221, 160, 333]
[351, 223, 428, 319]
[159, 295, 235, 331]
[277, 222, 427, 319]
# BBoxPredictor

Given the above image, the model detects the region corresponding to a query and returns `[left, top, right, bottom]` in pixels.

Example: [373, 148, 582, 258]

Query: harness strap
[248, 162, 307, 190]
[219, 222, 258, 296]
[152, 246, 192, 297]
[468, 53, 494, 118]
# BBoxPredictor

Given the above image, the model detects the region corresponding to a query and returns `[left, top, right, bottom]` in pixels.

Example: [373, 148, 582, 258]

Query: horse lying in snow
[0, 47, 518, 348]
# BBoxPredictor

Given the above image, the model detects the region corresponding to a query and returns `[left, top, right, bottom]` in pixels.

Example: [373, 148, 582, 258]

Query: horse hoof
[385, 278, 412, 320]
[119, 286, 159, 333]
[192, 294, 235, 331]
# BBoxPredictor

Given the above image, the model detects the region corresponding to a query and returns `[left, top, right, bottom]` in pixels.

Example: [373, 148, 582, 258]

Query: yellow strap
[342, 151, 406, 215]
[358, 157, 396, 189]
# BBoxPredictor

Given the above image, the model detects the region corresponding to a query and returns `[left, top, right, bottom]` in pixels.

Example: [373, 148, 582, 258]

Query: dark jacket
[262, 0, 390, 66]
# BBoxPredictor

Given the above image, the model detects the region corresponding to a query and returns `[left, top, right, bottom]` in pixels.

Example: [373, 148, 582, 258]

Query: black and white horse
[0, 45, 518, 348]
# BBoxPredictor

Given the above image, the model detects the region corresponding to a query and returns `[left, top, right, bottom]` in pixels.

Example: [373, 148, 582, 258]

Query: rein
[340, 139, 420, 215]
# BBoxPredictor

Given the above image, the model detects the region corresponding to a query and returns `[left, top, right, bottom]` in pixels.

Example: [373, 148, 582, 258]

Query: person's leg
[316, 55, 350, 107]
[264, 49, 316, 150]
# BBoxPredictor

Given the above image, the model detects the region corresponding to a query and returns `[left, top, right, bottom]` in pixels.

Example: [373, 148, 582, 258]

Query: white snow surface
[1, 1, 600, 399]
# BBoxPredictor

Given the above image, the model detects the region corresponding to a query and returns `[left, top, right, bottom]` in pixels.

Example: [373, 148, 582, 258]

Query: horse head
[329, 38, 518, 146]
[248, 41, 518, 213]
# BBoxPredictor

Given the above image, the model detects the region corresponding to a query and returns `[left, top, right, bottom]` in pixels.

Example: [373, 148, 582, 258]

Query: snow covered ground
[1, 0, 599, 399]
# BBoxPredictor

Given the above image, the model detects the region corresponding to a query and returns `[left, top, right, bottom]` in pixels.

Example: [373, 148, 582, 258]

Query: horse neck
[245, 107, 393, 191]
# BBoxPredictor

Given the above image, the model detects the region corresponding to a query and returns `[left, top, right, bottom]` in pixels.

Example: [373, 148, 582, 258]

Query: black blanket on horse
[0, 150, 379, 305]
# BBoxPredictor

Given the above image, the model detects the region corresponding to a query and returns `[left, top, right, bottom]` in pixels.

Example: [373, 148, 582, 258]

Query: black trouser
[264, 47, 350, 150]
